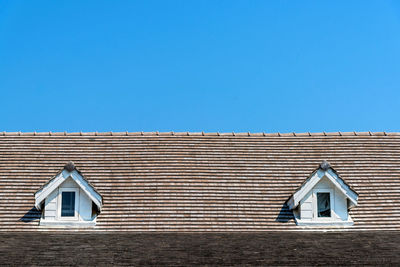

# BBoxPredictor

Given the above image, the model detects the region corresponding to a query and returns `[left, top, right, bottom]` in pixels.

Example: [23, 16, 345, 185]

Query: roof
[1, 232, 400, 265]
[286, 161, 358, 210]
[1, 131, 400, 231]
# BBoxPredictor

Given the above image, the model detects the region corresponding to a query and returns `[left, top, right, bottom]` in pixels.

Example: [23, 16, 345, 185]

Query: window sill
[295, 218, 354, 227]
[39, 220, 96, 228]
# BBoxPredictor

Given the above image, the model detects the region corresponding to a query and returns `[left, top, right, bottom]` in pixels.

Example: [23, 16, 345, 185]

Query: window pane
[317, 193, 331, 217]
[61, 192, 75, 217]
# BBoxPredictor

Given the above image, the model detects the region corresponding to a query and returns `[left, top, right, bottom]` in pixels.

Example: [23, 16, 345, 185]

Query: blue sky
[1, 1, 400, 133]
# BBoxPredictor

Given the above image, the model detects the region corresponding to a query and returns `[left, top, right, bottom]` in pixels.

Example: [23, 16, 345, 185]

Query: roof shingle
[0, 132, 399, 231]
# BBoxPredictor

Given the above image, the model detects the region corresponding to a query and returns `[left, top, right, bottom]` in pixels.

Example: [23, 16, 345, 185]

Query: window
[61, 192, 75, 217]
[58, 188, 79, 220]
[317, 192, 331, 217]
[312, 189, 334, 220]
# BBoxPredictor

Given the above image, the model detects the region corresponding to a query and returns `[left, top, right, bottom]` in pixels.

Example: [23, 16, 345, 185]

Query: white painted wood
[35, 169, 102, 211]
[287, 169, 358, 210]
[60, 178, 79, 188]
[312, 188, 334, 220]
[39, 220, 96, 228]
[325, 169, 358, 208]
[70, 171, 102, 211]
[79, 189, 92, 221]
[40, 177, 98, 227]
[299, 192, 313, 220]
[295, 219, 354, 227]
[45, 210, 56, 217]
[301, 209, 313, 219]
[44, 190, 58, 221]
[302, 202, 312, 210]
[35, 170, 68, 209]
[57, 187, 79, 221]
[295, 176, 354, 226]
[334, 188, 348, 220]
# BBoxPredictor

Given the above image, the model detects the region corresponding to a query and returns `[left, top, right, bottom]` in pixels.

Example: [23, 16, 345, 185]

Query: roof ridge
[0, 131, 398, 137]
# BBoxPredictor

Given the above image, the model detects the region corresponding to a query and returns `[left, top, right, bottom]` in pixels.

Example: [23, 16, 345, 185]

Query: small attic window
[312, 188, 334, 220]
[61, 191, 76, 217]
[58, 188, 79, 220]
[317, 192, 331, 217]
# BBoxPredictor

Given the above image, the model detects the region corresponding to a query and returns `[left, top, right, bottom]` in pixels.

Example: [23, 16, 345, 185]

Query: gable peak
[319, 161, 331, 171]
[64, 161, 76, 172]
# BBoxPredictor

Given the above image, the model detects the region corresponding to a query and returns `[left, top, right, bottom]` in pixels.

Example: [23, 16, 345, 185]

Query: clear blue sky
[1, 1, 400, 133]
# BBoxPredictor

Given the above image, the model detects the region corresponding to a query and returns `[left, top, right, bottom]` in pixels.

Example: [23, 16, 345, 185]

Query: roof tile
[0, 132, 399, 231]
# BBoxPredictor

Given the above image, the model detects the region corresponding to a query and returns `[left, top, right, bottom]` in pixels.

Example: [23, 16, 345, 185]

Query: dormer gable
[34, 162, 102, 227]
[287, 161, 358, 226]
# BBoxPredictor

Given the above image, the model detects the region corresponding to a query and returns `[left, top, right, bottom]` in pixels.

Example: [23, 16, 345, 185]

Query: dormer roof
[286, 161, 358, 210]
[34, 162, 103, 211]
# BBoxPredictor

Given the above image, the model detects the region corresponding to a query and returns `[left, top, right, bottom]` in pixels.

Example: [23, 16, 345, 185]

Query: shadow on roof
[275, 204, 294, 223]
[19, 207, 41, 223]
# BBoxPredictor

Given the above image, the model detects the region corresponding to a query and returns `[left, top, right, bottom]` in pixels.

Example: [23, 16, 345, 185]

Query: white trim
[35, 169, 102, 211]
[295, 219, 354, 227]
[39, 220, 96, 228]
[57, 188, 79, 221]
[312, 189, 334, 220]
[293, 207, 354, 227]
[287, 169, 358, 210]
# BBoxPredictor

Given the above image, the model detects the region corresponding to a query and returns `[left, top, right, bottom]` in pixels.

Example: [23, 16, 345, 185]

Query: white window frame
[57, 188, 79, 221]
[312, 188, 334, 221]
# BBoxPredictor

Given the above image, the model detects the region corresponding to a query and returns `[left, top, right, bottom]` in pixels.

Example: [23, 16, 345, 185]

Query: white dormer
[34, 162, 102, 227]
[287, 161, 358, 226]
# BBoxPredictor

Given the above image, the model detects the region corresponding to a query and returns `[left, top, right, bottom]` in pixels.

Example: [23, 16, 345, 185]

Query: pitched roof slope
[0, 131, 399, 231]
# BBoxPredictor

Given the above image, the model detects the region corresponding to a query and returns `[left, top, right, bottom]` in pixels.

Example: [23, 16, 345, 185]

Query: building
[1, 131, 400, 265]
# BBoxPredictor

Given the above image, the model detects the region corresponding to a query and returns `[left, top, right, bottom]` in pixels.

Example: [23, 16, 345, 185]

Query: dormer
[34, 162, 102, 227]
[287, 161, 358, 226]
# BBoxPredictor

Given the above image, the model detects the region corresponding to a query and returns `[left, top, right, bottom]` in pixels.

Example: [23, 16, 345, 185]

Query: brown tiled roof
[0, 131, 400, 231]
[2, 232, 400, 265]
